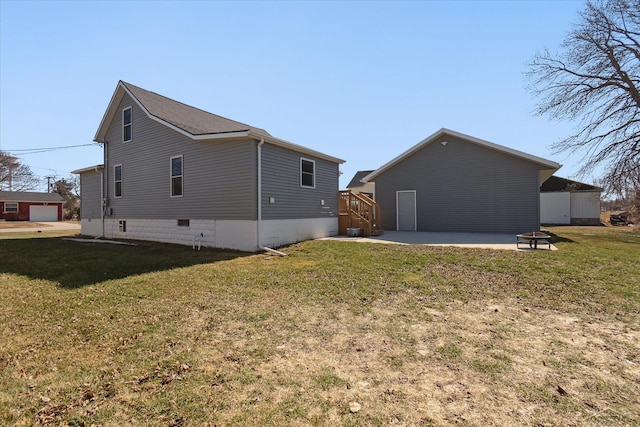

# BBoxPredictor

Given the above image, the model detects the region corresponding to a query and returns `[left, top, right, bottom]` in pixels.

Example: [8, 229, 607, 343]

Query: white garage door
[29, 205, 59, 222]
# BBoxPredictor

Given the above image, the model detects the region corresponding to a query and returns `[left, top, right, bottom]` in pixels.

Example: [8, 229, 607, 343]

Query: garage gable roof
[0, 191, 64, 203]
[362, 128, 561, 182]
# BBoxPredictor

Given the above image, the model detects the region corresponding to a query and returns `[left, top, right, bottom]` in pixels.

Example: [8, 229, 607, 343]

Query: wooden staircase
[338, 190, 383, 237]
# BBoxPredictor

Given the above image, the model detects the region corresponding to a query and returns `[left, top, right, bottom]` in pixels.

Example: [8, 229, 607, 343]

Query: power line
[4, 143, 96, 154]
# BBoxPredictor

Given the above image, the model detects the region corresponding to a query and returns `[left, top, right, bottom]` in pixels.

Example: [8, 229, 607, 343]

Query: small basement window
[118, 220, 126, 232]
[177, 219, 190, 227]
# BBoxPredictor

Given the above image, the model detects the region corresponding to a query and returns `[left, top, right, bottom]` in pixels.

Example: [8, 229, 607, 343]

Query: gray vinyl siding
[79, 170, 102, 220]
[103, 93, 256, 220]
[375, 135, 543, 234]
[261, 144, 339, 220]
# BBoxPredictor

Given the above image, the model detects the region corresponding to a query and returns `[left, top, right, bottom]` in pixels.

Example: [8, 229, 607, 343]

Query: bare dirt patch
[179, 291, 639, 426]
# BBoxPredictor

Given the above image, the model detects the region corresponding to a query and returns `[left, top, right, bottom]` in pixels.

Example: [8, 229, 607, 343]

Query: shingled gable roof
[0, 191, 64, 203]
[347, 170, 375, 188]
[362, 128, 561, 183]
[94, 81, 344, 164]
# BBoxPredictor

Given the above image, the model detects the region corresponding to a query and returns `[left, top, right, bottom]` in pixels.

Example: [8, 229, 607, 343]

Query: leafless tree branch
[527, 0, 640, 210]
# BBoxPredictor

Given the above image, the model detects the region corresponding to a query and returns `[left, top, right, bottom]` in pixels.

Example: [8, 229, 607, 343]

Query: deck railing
[338, 190, 383, 236]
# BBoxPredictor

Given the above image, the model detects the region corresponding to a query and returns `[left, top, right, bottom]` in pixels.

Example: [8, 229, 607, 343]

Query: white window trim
[114, 164, 123, 198]
[170, 155, 184, 198]
[3, 202, 18, 213]
[122, 106, 132, 143]
[300, 157, 316, 188]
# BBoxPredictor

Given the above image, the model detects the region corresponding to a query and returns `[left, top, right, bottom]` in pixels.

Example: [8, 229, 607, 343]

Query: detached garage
[361, 129, 561, 234]
[0, 191, 64, 222]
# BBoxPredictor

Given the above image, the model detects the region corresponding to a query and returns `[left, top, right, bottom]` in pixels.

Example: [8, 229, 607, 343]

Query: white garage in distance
[29, 205, 60, 222]
[540, 176, 602, 226]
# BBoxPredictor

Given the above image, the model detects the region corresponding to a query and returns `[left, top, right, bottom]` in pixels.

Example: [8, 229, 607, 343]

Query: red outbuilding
[0, 191, 64, 221]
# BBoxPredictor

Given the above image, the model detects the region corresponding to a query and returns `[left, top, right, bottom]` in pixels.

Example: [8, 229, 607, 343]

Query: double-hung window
[114, 164, 123, 198]
[171, 155, 183, 197]
[123, 107, 132, 142]
[3, 202, 18, 213]
[300, 158, 315, 188]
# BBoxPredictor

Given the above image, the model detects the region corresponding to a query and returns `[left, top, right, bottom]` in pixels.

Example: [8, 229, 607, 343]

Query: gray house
[361, 128, 561, 234]
[73, 81, 344, 252]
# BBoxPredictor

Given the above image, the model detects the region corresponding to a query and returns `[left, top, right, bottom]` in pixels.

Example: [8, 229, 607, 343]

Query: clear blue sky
[1, 0, 588, 191]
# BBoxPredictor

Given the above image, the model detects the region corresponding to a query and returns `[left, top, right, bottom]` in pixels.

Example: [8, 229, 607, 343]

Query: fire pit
[516, 231, 551, 249]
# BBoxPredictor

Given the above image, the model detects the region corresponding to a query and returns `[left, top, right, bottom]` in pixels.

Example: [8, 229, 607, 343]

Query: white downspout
[102, 140, 108, 238]
[257, 138, 287, 256]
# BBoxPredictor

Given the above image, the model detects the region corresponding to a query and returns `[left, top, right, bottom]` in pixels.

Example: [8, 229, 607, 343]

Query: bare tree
[527, 0, 640, 197]
[52, 176, 80, 220]
[0, 151, 40, 192]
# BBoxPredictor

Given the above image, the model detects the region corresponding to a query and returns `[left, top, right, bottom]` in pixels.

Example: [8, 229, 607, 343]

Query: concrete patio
[323, 230, 557, 251]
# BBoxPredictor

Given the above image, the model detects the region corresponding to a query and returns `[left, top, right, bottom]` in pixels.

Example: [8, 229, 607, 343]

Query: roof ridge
[120, 80, 263, 132]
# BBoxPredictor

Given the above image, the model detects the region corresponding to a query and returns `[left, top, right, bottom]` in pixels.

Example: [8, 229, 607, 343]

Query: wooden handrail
[338, 190, 382, 236]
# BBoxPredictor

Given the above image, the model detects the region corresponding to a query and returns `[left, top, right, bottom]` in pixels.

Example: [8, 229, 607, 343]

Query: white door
[396, 190, 417, 231]
[540, 192, 570, 224]
[29, 205, 58, 222]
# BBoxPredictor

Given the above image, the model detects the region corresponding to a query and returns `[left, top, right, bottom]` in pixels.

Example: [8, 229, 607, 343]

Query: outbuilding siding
[104, 93, 256, 221]
[570, 192, 601, 225]
[375, 134, 543, 234]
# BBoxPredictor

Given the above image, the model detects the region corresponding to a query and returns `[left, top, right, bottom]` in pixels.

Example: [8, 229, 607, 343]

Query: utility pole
[46, 176, 54, 193]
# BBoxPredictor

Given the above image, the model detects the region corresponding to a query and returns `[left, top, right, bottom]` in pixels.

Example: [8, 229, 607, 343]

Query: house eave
[94, 81, 127, 143]
[72, 165, 105, 174]
[249, 131, 345, 164]
[0, 199, 64, 204]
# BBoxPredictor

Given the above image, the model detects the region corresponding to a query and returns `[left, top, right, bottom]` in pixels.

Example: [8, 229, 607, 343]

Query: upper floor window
[171, 155, 183, 197]
[123, 107, 132, 142]
[114, 164, 123, 198]
[300, 158, 315, 188]
[3, 202, 18, 213]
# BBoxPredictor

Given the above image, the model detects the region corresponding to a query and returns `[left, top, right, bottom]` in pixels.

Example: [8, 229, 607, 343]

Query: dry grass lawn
[0, 226, 638, 426]
[0, 222, 53, 229]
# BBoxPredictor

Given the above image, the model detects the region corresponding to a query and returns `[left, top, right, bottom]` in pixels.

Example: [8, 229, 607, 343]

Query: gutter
[257, 138, 287, 256]
[249, 131, 345, 165]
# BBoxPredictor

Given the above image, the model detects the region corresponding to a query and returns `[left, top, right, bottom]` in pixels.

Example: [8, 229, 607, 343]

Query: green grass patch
[1, 226, 639, 426]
